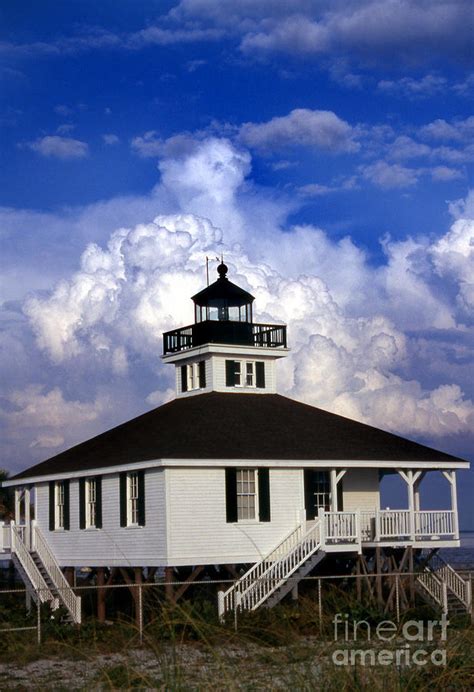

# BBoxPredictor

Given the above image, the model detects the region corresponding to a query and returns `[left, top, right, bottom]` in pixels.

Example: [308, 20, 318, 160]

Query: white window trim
[127, 472, 140, 526]
[85, 478, 97, 529]
[236, 468, 259, 522]
[55, 481, 65, 530]
[232, 360, 257, 389]
[186, 362, 202, 391]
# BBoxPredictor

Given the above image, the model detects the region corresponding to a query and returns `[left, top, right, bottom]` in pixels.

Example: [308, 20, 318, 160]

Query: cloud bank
[14, 137, 473, 463]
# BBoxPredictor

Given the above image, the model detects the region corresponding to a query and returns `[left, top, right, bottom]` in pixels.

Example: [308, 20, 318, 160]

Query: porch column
[413, 472, 425, 511]
[442, 470, 459, 540]
[330, 469, 346, 511]
[14, 488, 21, 523]
[397, 470, 422, 541]
[24, 488, 31, 549]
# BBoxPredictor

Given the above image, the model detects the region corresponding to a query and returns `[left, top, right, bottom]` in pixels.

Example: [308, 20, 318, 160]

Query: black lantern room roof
[191, 262, 255, 307]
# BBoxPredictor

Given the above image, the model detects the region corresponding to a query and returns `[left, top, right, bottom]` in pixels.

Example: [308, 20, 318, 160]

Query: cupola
[162, 261, 288, 397]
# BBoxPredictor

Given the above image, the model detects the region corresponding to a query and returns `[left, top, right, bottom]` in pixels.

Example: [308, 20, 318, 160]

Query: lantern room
[191, 262, 254, 323]
[162, 262, 287, 354]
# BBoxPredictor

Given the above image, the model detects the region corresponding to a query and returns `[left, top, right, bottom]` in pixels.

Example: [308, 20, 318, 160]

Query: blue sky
[1, 1, 473, 525]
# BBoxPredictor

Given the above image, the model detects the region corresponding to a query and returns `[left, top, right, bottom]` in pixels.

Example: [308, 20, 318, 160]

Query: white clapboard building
[2, 262, 471, 623]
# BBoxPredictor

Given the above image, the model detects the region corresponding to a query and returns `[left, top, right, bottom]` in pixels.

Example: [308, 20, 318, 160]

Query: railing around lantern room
[163, 321, 287, 354]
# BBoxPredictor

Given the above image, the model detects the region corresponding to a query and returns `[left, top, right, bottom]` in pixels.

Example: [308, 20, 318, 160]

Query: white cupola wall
[161, 262, 289, 397]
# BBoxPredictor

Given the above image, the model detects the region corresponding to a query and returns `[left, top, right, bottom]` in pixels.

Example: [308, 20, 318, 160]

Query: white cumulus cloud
[20, 138, 474, 441]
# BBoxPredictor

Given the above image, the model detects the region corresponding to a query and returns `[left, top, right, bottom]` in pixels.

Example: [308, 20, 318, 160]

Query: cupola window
[181, 360, 206, 392]
[226, 360, 265, 389]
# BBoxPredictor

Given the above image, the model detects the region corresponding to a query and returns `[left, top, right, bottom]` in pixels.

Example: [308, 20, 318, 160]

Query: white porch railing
[356, 510, 457, 542]
[379, 510, 411, 538]
[0, 522, 11, 552]
[414, 511, 455, 538]
[32, 522, 82, 624]
[322, 511, 361, 551]
[324, 511, 358, 540]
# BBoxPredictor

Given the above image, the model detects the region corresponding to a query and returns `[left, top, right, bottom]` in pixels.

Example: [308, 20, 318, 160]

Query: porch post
[397, 470, 421, 541]
[407, 471, 415, 541]
[24, 487, 31, 550]
[14, 488, 21, 523]
[330, 469, 347, 512]
[330, 470, 337, 511]
[443, 470, 459, 540]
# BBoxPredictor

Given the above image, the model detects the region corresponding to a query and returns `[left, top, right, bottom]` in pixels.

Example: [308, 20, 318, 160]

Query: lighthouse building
[1, 263, 470, 622]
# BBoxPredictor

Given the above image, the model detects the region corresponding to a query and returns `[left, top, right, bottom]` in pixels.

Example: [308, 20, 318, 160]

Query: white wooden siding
[175, 354, 277, 396]
[165, 467, 302, 565]
[342, 469, 380, 511]
[35, 468, 167, 567]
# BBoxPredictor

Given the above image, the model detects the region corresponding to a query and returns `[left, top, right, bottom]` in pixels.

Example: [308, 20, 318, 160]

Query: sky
[1, 1, 473, 526]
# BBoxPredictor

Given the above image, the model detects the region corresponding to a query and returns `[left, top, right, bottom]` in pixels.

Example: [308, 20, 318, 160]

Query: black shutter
[138, 470, 146, 526]
[79, 478, 86, 530]
[226, 360, 235, 387]
[63, 480, 70, 531]
[119, 473, 127, 527]
[198, 360, 206, 388]
[181, 365, 188, 392]
[256, 362, 265, 388]
[49, 481, 55, 531]
[225, 468, 238, 522]
[96, 477, 103, 529]
[304, 470, 315, 520]
[258, 468, 271, 522]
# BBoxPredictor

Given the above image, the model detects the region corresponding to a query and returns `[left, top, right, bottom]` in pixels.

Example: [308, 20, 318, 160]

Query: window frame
[55, 481, 65, 530]
[127, 471, 140, 526]
[85, 477, 97, 528]
[236, 468, 259, 522]
[226, 359, 265, 389]
[181, 360, 206, 392]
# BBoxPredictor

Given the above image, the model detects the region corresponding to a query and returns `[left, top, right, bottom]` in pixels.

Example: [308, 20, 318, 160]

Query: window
[225, 468, 270, 523]
[128, 472, 139, 525]
[56, 481, 65, 529]
[49, 479, 70, 531]
[181, 361, 206, 392]
[237, 469, 257, 520]
[86, 478, 96, 527]
[234, 361, 242, 386]
[79, 477, 102, 529]
[245, 362, 254, 386]
[120, 470, 146, 527]
[225, 360, 265, 389]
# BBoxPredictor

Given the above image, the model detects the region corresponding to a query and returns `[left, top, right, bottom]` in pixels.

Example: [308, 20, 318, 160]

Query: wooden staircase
[10, 522, 81, 624]
[416, 552, 472, 618]
[218, 520, 325, 619]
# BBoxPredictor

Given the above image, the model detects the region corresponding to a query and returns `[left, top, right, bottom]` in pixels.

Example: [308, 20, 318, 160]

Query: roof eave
[4, 456, 470, 486]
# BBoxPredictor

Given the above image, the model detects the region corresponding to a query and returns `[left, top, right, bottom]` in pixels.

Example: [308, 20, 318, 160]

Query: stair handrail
[220, 520, 321, 617]
[427, 552, 471, 609]
[223, 523, 305, 606]
[239, 519, 322, 612]
[32, 522, 82, 624]
[417, 569, 448, 613]
[10, 522, 53, 605]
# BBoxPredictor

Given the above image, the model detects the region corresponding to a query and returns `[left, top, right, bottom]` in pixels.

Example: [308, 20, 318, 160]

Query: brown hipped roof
[10, 392, 465, 480]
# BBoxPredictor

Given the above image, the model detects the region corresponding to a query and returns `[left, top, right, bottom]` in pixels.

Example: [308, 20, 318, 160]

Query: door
[304, 470, 331, 520]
